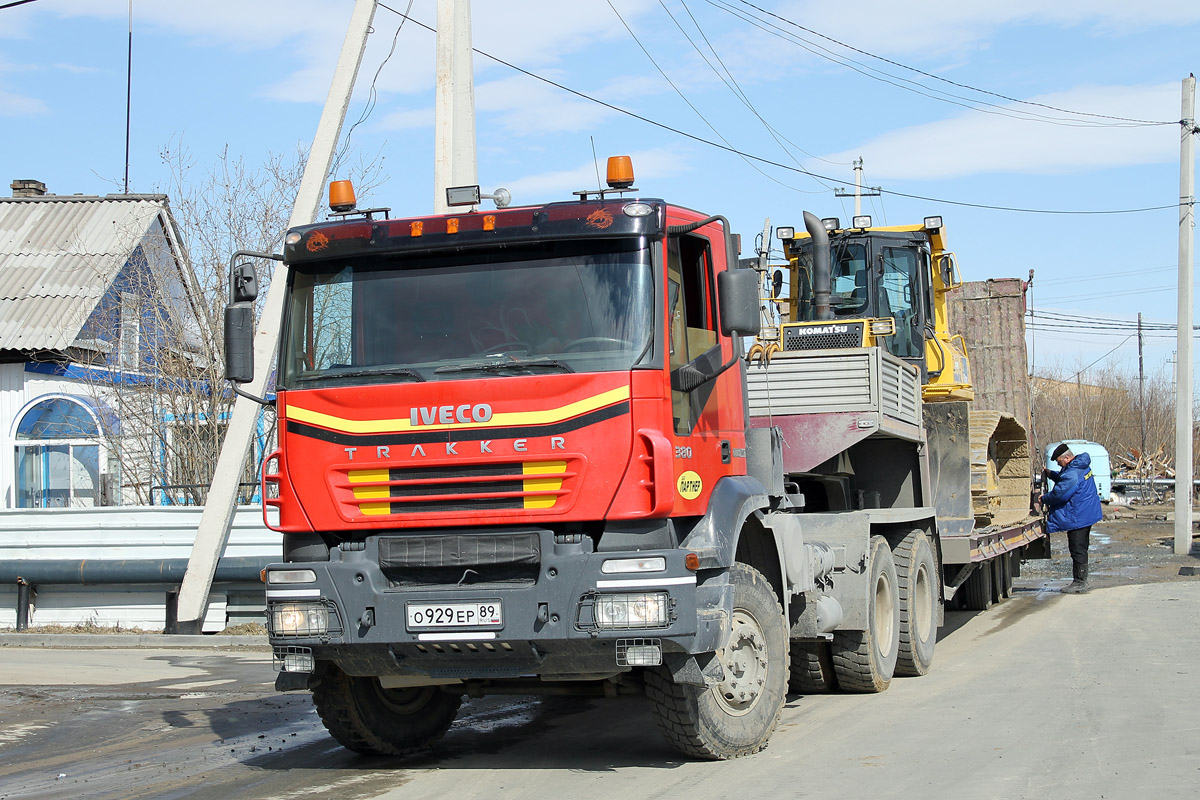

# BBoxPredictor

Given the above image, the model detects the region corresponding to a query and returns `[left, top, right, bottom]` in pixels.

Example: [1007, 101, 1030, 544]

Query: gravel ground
[1018, 503, 1200, 588]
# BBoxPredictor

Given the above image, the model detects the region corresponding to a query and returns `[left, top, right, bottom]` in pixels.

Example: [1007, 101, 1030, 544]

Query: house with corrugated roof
[0, 179, 204, 508]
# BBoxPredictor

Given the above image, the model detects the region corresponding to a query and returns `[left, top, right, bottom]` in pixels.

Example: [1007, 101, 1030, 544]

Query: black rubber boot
[1062, 562, 1089, 594]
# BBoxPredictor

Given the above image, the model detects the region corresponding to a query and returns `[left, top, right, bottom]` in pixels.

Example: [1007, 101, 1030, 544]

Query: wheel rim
[711, 610, 769, 716]
[912, 562, 933, 643]
[874, 571, 895, 660]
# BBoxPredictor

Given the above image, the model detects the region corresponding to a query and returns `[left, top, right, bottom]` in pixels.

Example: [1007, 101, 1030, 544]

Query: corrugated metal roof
[0, 195, 172, 352]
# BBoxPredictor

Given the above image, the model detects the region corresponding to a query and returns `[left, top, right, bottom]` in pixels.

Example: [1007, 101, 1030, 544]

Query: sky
[1, 0, 1197, 388]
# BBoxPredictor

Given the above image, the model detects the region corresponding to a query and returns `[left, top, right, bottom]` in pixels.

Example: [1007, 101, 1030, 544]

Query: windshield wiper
[435, 358, 574, 376]
[314, 366, 427, 382]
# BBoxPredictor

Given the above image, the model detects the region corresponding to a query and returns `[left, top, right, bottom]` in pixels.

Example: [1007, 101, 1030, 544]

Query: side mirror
[224, 302, 254, 383]
[718, 269, 761, 336]
[232, 263, 258, 302]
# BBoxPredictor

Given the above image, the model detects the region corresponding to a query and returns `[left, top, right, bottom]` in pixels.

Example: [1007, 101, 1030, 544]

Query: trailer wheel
[312, 665, 462, 756]
[646, 563, 788, 759]
[961, 559, 994, 611]
[788, 641, 837, 693]
[892, 530, 938, 677]
[832, 535, 899, 693]
[996, 553, 1014, 599]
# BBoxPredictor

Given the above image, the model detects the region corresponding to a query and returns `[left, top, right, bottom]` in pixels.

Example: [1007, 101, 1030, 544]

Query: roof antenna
[590, 136, 602, 191]
[123, 0, 133, 193]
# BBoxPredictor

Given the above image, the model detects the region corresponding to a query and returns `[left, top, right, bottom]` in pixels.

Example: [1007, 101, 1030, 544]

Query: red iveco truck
[225, 157, 1042, 760]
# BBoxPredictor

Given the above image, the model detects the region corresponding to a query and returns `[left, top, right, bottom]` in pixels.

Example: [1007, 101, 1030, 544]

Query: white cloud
[501, 147, 691, 199]
[377, 107, 434, 131]
[820, 83, 1181, 180]
[0, 88, 46, 117]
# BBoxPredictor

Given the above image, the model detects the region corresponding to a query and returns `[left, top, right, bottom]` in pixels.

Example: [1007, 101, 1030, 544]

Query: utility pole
[834, 157, 880, 219]
[1138, 312, 1146, 459]
[433, 0, 477, 213]
[1175, 74, 1196, 556]
[176, 0, 377, 633]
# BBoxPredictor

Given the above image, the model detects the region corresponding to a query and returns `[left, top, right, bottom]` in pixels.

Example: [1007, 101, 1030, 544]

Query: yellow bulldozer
[753, 212, 1030, 529]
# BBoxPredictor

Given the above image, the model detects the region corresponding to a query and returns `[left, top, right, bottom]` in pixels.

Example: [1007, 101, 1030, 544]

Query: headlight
[594, 592, 669, 629]
[270, 602, 329, 636]
[601, 556, 666, 574]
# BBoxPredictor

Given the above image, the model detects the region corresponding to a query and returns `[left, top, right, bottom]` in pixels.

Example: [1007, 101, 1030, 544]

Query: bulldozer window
[879, 246, 921, 359]
[830, 243, 868, 316]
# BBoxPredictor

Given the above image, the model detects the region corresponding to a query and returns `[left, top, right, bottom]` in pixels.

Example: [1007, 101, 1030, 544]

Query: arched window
[14, 396, 102, 508]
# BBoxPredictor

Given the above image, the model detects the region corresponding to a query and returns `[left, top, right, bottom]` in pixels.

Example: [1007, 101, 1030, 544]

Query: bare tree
[73, 141, 383, 504]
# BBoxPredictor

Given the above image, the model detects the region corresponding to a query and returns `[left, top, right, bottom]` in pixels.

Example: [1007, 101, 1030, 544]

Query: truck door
[665, 224, 743, 511]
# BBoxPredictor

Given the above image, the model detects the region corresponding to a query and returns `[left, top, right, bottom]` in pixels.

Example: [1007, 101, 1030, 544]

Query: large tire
[832, 535, 900, 693]
[891, 529, 938, 678]
[960, 559, 994, 611]
[312, 665, 462, 756]
[997, 552, 1014, 599]
[788, 640, 837, 693]
[646, 562, 789, 759]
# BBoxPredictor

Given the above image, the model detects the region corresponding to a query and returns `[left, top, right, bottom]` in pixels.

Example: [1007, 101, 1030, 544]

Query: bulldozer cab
[788, 231, 930, 367]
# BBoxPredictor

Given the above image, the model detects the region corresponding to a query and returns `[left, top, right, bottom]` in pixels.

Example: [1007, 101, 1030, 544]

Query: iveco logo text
[797, 324, 849, 336]
[409, 403, 493, 426]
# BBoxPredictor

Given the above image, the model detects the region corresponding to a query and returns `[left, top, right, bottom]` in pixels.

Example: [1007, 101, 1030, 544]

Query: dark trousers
[1066, 526, 1092, 582]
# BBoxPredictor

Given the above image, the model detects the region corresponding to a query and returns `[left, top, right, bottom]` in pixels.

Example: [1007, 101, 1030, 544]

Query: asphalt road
[2, 578, 1198, 800]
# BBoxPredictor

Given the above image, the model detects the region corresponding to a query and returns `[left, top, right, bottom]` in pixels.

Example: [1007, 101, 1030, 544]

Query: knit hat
[1051, 443, 1071, 461]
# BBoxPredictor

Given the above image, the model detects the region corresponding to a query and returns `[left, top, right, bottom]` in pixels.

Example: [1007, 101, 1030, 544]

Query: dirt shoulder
[1018, 503, 1200, 588]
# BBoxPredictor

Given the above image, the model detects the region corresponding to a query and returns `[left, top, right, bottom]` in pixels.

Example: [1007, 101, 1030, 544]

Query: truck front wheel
[646, 562, 789, 759]
[312, 665, 462, 756]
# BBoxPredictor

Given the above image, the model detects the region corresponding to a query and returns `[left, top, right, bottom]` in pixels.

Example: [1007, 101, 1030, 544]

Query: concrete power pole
[834, 157, 880, 220]
[1175, 74, 1195, 556]
[433, 0, 477, 213]
[175, 0, 378, 632]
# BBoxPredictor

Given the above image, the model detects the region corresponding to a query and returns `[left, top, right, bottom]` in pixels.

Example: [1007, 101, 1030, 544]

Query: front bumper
[265, 530, 730, 680]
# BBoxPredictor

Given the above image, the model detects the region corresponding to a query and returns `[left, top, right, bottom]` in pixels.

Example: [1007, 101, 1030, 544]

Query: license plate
[406, 600, 503, 629]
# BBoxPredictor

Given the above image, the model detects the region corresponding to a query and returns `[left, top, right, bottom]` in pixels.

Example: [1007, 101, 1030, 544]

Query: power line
[375, 3, 1182, 217]
[724, 0, 1178, 128]
[606, 0, 826, 195]
[0, 0, 41, 9]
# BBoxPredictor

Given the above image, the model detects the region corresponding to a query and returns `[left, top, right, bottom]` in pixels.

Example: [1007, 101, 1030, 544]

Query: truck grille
[338, 460, 576, 518]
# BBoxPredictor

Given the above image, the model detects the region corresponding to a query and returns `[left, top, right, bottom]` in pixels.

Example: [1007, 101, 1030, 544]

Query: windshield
[279, 239, 654, 388]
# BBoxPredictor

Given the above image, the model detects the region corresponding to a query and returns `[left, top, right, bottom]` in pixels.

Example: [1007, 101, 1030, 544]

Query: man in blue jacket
[1039, 444, 1104, 594]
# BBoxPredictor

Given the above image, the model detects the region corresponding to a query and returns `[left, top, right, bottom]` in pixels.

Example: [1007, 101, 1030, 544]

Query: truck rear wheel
[892, 530, 938, 677]
[312, 665, 462, 756]
[646, 563, 788, 759]
[832, 535, 899, 692]
[788, 641, 836, 693]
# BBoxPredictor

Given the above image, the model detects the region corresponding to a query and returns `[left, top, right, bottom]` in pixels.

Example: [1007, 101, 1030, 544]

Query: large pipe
[4, 557, 271, 586]
[803, 211, 832, 320]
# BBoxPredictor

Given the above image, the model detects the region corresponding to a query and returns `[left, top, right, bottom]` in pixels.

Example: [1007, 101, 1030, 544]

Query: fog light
[273, 646, 314, 673]
[270, 602, 328, 636]
[617, 638, 662, 667]
[595, 592, 669, 629]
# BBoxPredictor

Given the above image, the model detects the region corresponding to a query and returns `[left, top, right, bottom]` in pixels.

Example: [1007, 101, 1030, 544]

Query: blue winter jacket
[1040, 452, 1104, 533]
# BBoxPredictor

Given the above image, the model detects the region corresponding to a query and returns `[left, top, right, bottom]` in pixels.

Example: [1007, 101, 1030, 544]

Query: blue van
[1044, 439, 1111, 503]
